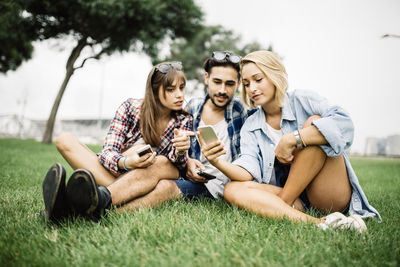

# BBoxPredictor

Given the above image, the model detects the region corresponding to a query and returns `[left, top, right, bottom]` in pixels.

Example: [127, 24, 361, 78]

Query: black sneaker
[42, 163, 70, 222]
[66, 169, 111, 220]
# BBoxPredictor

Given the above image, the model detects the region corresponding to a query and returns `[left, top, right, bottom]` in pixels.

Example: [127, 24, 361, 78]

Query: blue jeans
[174, 179, 213, 199]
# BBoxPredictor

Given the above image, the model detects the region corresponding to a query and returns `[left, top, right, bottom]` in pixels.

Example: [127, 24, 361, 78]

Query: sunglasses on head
[156, 61, 183, 73]
[212, 51, 241, 64]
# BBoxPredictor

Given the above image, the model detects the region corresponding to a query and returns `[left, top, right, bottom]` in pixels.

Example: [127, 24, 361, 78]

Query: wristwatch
[294, 130, 304, 150]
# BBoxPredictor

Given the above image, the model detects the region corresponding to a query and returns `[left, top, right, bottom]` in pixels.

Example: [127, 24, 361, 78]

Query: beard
[210, 93, 230, 109]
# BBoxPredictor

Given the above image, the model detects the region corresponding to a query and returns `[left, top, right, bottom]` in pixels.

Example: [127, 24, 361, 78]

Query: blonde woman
[198, 51, 380, 232]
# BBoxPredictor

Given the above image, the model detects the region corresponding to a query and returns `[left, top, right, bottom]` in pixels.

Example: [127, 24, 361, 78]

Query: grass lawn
[0, 138, 399, 266]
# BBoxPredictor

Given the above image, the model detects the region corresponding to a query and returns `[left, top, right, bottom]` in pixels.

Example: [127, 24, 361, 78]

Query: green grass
[0, 138, 399, 266]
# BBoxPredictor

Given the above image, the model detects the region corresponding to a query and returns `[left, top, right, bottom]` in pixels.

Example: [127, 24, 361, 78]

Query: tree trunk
[42, 38, 87, 144]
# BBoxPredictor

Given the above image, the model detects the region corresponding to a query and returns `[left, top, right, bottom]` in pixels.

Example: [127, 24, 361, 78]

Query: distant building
[385, 135, 400, 156]
[0, 115, 111, 144]
[364, 135, 400, 156]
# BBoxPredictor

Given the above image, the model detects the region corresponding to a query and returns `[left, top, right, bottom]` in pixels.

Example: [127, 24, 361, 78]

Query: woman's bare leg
[224, 181, 321, 224]
[55, 133, 116, 186]
[278, 116, 352, 212]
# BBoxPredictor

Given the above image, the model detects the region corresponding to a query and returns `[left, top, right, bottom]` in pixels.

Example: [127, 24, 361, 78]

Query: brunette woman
[42, 62, 194, 221]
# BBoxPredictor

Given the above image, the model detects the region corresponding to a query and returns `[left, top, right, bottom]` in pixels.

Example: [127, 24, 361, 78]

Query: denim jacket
[233, 90, 381, 220]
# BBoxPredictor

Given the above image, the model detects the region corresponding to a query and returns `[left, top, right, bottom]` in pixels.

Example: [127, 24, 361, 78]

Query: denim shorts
[174, 179, 213, 199]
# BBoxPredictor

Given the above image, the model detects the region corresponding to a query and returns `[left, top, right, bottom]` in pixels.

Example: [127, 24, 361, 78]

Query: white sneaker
[324, 212, 347, 227]
[318, 212, 347, 230]
[318, 212, 367, 233]
[347, 214, 367, 233]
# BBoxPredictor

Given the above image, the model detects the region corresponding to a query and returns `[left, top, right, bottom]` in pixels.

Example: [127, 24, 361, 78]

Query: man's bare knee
[156, 179, 181, 198]
[148, 156, 179, 178]
[154, 155, 169, 165]
[303, 115, 322, 128]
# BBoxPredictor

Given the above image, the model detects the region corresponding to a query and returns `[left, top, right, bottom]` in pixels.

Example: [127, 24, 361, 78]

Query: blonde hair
[240, 50, 288, 108]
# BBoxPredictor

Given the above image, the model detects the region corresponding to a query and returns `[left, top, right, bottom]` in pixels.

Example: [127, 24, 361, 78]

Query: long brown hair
[140, 62, 186, 147]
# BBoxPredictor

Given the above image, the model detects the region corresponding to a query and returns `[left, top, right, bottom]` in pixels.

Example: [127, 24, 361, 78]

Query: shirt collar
[246, 93, 295, 131]
[281, 94, 296, 121]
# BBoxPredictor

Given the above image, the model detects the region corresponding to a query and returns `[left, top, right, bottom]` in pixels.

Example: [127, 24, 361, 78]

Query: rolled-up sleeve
[232, 124, 262, 180]
[297, 91, 354, 157]
[98, 100, 135, 175]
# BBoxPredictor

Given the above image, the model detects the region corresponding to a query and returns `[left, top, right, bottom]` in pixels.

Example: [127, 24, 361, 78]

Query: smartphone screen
[198, 126, 218, 144]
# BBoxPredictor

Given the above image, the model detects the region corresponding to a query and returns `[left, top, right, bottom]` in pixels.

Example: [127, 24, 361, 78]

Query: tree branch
[73, 48, 107, 70]
[66, 37, 87, 71]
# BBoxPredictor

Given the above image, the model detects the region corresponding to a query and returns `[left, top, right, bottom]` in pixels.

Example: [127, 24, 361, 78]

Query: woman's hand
[197, 131, 226, 166]
[275, 133, 296, 164]
[120, 144, 156, 170]
[125, 151, 156, 169]
[186, 158, 207, 183]
[172, 129, 195, 156]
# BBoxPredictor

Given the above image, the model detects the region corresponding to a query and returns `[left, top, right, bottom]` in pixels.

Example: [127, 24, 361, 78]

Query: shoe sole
[66, 169, 98, 216]
[42, 163, 66, 220]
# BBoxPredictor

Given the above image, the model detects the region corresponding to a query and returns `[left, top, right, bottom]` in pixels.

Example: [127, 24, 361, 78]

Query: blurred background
[0, 0, 399, 155]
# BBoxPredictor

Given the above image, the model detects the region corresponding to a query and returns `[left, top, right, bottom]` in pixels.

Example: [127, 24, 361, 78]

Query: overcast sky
[0, 0, 399, 153]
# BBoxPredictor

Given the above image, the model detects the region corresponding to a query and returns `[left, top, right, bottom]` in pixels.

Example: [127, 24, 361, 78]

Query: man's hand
[172, 129, 195, 156]
[186, 158, 207, 183]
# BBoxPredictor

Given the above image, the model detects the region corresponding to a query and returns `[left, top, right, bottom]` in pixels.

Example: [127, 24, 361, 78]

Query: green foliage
[0, 1, 36, 72]
[0, 139, 399, 266]
[154, 25, 273, 93]
[0, 0, 204, 143]
[0, 0, 203, 73]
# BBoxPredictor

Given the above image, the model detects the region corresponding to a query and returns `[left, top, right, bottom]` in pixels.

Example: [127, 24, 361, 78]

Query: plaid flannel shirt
[99, 98, 193, 175]
[188, 94, 255, 161]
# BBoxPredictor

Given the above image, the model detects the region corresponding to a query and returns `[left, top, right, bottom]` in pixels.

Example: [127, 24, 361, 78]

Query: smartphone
[195, 168, 216, 180]
[136, 144, 153, 157]
[198, 125, 218, 145]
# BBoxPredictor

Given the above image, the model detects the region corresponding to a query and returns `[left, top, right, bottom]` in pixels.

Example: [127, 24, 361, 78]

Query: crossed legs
[55, 133, 181, 212]
[224, 116, 352, 224]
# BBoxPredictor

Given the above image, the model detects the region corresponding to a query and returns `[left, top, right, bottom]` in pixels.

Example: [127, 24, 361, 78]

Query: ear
[204, 72, 209, 86]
